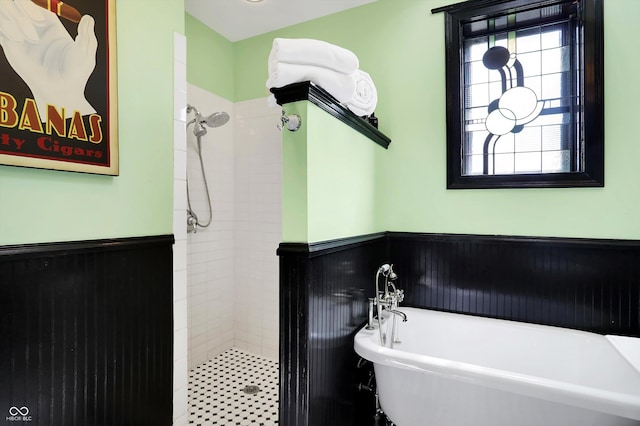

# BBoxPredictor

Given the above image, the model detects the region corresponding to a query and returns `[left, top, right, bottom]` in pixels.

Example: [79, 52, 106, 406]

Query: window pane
[464, 131, 487, 155]
[515, 126, 542, 152]
[464, 37, 488, 62]
[493, 15, 508, 31]
[523, 75, 542, 96]
[515, 152, 542, 173]
[465, 61, 489, 84]
[465, 106, 487, 121]
[541, 25, 564, 49]
[516, 8, 541, 25]
[494, 133, 515, 154]
[541, 72, 568, 99]
[518, 51, 542, 77]
[465, 83, 490, 108]
[494, 153, 515, 174]
[459, 2, 583, 178]
[488, 81, 503, 102]
[542, 150, 571, 172]
[442, 0, 603, 188]
[516, 28, 541, 53]
[530, 111, 570, 126]
[541, 46, 570, 74]
[464, 154, 485, 175]
[542, 125, 567, 150]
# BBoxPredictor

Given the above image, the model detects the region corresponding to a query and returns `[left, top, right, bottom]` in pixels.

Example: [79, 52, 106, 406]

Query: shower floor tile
[188, 347, 279, 426]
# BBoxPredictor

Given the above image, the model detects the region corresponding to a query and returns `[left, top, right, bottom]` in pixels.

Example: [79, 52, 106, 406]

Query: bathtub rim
[354, 308, 640, 422]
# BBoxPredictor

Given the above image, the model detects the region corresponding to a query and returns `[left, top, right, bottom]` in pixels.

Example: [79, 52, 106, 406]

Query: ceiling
[184, 0, 378, 42]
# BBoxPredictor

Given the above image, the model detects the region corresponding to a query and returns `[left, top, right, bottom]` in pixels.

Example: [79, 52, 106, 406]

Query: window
[433, 0, 604, 189]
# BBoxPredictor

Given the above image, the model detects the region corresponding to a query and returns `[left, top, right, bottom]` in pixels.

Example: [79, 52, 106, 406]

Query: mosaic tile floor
[188, 348, 279, 426]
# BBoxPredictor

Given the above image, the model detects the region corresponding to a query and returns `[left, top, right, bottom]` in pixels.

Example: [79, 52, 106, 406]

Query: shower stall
[183, 83, 283, 424]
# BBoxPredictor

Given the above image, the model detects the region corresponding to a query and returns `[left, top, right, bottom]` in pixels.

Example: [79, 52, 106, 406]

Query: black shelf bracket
[270, 81, 391, 149]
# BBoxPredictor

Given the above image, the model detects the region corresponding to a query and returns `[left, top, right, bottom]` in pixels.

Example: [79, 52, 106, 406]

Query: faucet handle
[396, 289, 404, 303]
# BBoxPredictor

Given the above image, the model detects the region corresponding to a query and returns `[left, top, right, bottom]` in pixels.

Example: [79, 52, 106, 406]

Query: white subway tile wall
[185, 88, 282, 366]
[187, 84, 236, 369]
[234, 98, 282, 360]
[173, 32, 189, 426]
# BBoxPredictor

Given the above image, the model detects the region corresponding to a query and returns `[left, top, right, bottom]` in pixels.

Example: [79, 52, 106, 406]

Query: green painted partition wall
[0, 0, 184, 246]
[281, 102, 382, 243]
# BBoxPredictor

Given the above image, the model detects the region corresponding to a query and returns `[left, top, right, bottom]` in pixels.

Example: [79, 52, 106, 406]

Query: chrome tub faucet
[368, 263, 407, 346]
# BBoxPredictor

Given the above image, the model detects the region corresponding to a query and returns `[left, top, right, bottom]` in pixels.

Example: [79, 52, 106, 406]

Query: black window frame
[433, 0, 604, 189]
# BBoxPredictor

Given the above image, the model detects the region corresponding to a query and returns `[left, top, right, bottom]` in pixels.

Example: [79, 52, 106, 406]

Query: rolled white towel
[267, 94, 279, 108]
[268, 38, 359, 75]
[267, 63, 358, 103]
[342, 70, 378, 117]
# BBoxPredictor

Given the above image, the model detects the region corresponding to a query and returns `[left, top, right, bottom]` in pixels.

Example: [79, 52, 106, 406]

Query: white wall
[234, 98, 282, 360]
[173, 32, 189, 426]
[187, 84, 236, 368]
[184, 87, 282, 369]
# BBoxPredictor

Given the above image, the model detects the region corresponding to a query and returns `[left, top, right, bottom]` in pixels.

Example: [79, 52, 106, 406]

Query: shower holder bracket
[278, 110, 302, 132]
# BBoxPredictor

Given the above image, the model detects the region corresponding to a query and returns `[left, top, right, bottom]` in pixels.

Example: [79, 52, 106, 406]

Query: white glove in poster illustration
[0, 0, 117, 175]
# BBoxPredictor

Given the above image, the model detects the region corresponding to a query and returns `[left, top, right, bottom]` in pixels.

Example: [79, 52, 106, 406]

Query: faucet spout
[387, 309, 407, 322]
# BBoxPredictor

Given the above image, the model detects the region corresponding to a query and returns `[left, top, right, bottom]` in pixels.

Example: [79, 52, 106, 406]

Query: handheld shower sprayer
[377, 264, 391, 274]
[377, 263, 397, 296]
[187, 104, 230, 138]
[185, 103, 230, 233]
[378, 264, 398, 281]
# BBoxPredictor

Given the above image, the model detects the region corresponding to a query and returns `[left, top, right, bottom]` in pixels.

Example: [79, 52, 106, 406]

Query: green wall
[281, 102, 382, 243]
[185, 13, 234, 101]
[6, 0, 626, 246]
[0, 0, 184, 245]
[233, 0, 640, 241]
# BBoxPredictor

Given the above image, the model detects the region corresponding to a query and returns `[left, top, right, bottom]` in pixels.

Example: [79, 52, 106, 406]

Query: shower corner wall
[233, 97, 283, 361]
[186, 85, 283, 370]
[187, 84, 236, 369]
[173, 32, 189, 426]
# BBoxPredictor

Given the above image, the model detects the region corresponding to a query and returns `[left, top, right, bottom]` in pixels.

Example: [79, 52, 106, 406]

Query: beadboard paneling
[277, 234, 387, 426]
[0, 236, 174, 426]
[389, 233, 640, 337]
[278, 232, 640, 426]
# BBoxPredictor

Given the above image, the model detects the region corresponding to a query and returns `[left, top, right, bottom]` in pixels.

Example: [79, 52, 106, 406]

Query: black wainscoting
[278, 234, 388, 426]
[0, 235, 174, 426]
[278, 232, 640, 426]
[389, 233, 640, 337]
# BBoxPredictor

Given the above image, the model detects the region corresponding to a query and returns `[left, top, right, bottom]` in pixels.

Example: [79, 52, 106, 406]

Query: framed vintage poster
[0, 0, 118, 175]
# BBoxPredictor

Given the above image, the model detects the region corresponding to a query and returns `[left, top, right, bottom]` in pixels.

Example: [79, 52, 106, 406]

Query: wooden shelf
[270, 81, 391, 149]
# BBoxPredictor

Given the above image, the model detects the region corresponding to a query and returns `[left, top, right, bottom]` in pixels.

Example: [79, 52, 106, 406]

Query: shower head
[186, 104, 230, 137]
[203, 111, 230, 128]
[193, 122, 208, 138]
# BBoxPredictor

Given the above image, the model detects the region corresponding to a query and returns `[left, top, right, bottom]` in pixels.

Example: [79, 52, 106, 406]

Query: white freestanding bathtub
[354, 307, 640, 426]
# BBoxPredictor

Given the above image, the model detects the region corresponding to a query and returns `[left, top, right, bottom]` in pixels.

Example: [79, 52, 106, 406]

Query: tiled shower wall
[187, 84, 235, 368]
[185, 86, 282, 368]
[234, 98, 282, 359]
[173, 33, 189, 426]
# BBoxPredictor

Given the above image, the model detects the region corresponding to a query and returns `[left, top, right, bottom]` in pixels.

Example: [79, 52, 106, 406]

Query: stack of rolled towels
[266, 38, 378, 117]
